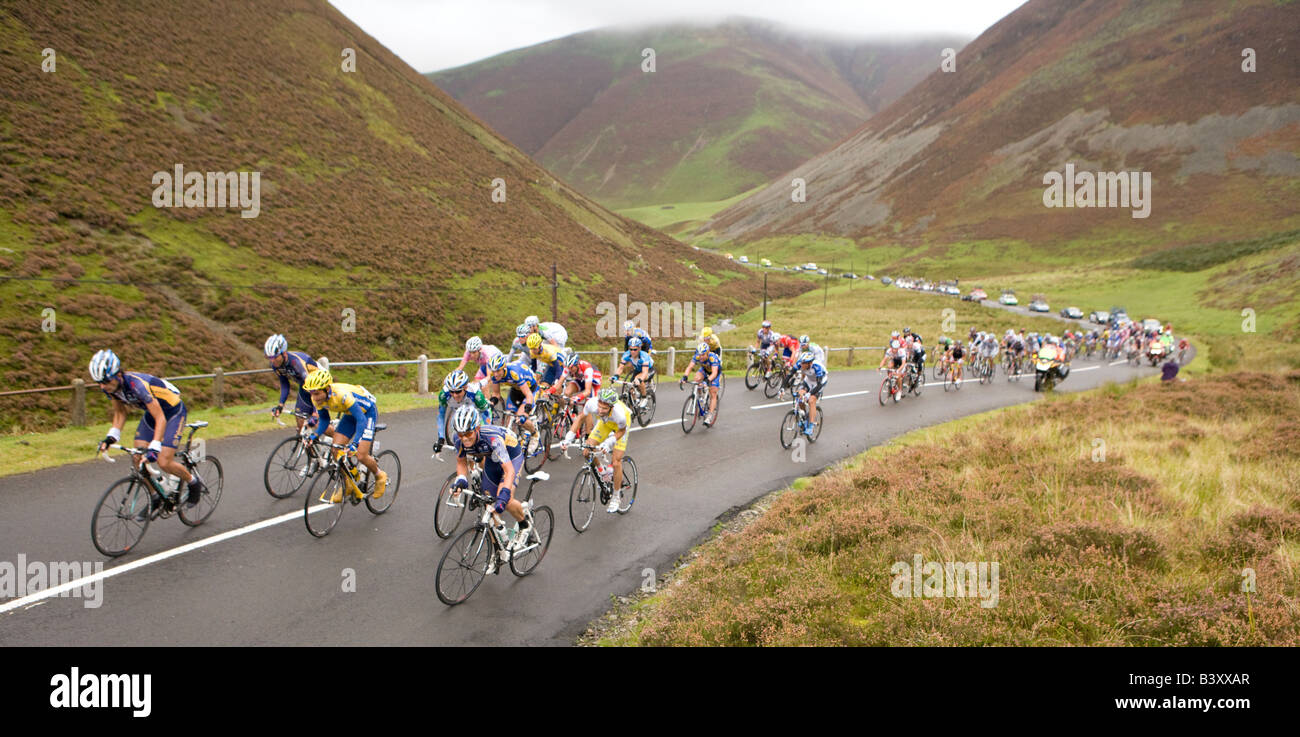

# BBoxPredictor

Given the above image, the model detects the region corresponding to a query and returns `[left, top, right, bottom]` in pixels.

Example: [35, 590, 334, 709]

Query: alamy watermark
[1042, 163, 1151, 219]
[596, 294, 705, 339]
[151, 164, 261, 218]
[0, 554, 103, 609]
[890, 554, 999, 608]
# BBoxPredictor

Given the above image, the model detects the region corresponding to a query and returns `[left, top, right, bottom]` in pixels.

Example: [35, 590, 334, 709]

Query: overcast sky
[330, 0, 1027, 73]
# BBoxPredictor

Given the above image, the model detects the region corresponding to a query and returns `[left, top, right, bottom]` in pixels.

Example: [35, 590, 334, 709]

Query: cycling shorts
[335, 404, 378, 445]
[135, 402, 188, 449]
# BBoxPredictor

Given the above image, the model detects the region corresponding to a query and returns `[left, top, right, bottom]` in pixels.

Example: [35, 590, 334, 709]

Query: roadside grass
[605, 371, 1300, 645]
[0, 391, 434, 479]
[617, 186, 762, 232]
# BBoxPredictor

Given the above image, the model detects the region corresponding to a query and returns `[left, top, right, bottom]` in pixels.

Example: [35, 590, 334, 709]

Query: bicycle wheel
[616, 457, 637, 514]
[545, 411, 567, 461]
[717, 371, 727, 399]
[637, 387, 657, 426]
[510, 505, 554, 576]
[569, 468, 597, 532]
[263, 436, 310, 499]
[365, 449, 401, 514]
[436, 525, 491, 605]
[878, 376, 890, 406]
[810, 408, 824, 443]
[91, 477, 151, 557]
[933, 362, 944, 381]
[179, 455, 223, 526]
[434, 472, 468, 539]
[744, 363, 760, 390]
[946, 371, 961, 391]
[523, 424, 548, 475]
[763, 371, 782, 399]
[910, 369, 925, 396]
[681, 394, 698, 433]
[779, 410, 799, 449]
[304, 469, 346, 537]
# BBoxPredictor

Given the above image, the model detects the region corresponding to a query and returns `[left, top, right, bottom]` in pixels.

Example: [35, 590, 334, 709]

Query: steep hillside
[704, 0, 1300, 254]
[430, 19, 966, 210]
[0, 0, 801, 429]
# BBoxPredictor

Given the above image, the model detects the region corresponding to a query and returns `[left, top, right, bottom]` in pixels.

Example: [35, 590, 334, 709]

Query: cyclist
[90, 350, 206, 513]
[433, 370, 491, 455]
[449, 406, 530, 570]
[906, 333, 926, 376]
[753, 320, 778, 372]
[879, 339, 908, 387]
[795, 351, 827, 438]
[264, 334, 320, 431]
[526, 332, 565, 388]
[623, 321, 654, 353]
[303, 369, 388, 501]
[456, 336, 504, 384]
[948, 340, 966, 383]
[563, 387, 631, 514]
[620, 336, 655, 399]
[486, 354, 540, 448]
[507, 324, 530, 363]
[978, 332, 999, 374]
[776, 332, 801, 369]
[525, 315, 568, 349]
[798, 334, 826, 369]
[680, 342, 721, 426]
[700, 326, 722, 355]
[562, 351, 602, 407]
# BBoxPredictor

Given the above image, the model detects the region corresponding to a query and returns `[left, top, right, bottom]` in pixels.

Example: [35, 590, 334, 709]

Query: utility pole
[551, 262, 558, 323]
[824, 259, 832, 307]
[763, 272, 768, 321]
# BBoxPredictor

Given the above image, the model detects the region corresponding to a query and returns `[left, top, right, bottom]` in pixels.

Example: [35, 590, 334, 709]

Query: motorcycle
[1034, 349, 1068, 392]
[1146, 341, 1167, 367]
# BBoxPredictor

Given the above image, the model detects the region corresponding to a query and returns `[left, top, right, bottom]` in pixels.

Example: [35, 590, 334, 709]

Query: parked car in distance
[760, 258, 772, 267]
[866, 274, 875, 280]
[1029, 299, 1049, 312]
[817, 268, 828, 275]
[803, 262, 818, 271]
[738, 255, 749, 263]
[881, 276, 892, 285]
[1000, 290, 1019, 306]
[970, 288, 987, 301]
[1089, 310, 1107, 323]
[1061, 306, 1083, 319]
[1142, 318, 1162, 333]
[842, 272, 857, 279]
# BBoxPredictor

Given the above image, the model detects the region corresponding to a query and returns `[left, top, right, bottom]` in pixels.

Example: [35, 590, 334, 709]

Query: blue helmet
[89, 349, 121, 382]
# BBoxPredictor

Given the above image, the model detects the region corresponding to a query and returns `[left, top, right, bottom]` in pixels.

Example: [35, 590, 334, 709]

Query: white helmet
[890, 340, 901, 350]
[524, 315, 540, 329]
[451, 404, 481, 433]
[465, 336, 482, 352]
[264, 334, 287, 357]
[89, 349, 121, 382]
[515, 324, 529, 338]
[623, 320, 635, 334]
[443, 370, 469, 392]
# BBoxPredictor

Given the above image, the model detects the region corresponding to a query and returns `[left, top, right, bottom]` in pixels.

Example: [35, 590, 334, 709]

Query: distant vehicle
[1029, 294, 1050, 312]
[999, 290, 1019, 306]
[944, 285, 961, 296]
[738, 255, 749, 264]
[760, 258, 772, 267]
[970, 288, 987, 301]
[881, 276, 892, 285]
[1142, 318, 1162, 332]
[817, 268, 828, 275]
[803, 262, 818, 271]
[1061, 306, 1083, 319]
[725, 253, 734, 260]
[866, 274, 875, 280]
[1089, 310, 1108, 324]
[842, 272, 857, 279]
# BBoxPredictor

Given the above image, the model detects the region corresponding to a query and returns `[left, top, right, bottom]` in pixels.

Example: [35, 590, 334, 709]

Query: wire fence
[5, 345, 885, 430]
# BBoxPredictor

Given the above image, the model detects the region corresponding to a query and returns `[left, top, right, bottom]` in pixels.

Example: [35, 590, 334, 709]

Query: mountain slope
[429, 19, 966, 210]
[0, 0, 800, 429]
[704, 0, 1300, 253]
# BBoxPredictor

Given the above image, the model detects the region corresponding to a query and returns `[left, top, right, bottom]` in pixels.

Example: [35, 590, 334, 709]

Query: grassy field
[600, 371, 1300, 645]
[617, 187, 762, 233]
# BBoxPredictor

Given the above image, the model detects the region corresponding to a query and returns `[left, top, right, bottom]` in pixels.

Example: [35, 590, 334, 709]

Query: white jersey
[806, 342, 827, 369]
[540, 322, 568, 348]
[582, 396, 630, 431]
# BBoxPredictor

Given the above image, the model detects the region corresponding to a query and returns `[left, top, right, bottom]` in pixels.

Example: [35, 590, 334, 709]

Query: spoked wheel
[933, 362, 945, 381]
[779, 410, 799, 449]
[910, 370, 925, 396]
[569, 468, 597, 533]
[878, 377, 891, 406]
[616, 457, 638, 514]
[808, 408, 824, 443]
[90, 477, 152, 557]
[264, 437, 311, 499]
[304, 470, 346, 538]
[436, 525, 491, 606]
[179, 456, 223, 526]
[365, 449, 401, 514]
[744, 363, 760, 390]
[681, 393, 699, 433]
[717, 371, 727, 399]
[637, 388, 657, 426]
[509, 505, 554, 576]
[545, 411, 568, 461]
[434, 471, 468, 539]
[763, 371, 782, 399]
[523, 424, 549, 474]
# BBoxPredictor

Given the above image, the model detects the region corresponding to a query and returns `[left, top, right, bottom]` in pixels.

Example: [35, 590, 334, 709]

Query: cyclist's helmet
[526, 333, 543, 351]
[799, 334, 810, 347]
[891, 330, 900, 338]
[452, 404, 481, 433]
[443, 370, 469, 392]
[303, 368, 332, 391]
[263, 334, 287, 358]
[799, 351, 814, 364]
[597, 388, 617, 405]
[1006, 329, 1014, 337]
[628, 336, 642, 350]
[488, 354, 508, 372]
[761, 320, 771, 329]
[89, 349, 121, 382]
[695, 342, 710, 357]
[700, 326, 713, 338]
[1047, 336, 1059, 345]
[465, 336, 482, 352]
[623, 320, 636, 335]
[903, 326, 912, 334]
[563, 352, 580, 368]
[515, 324, 529, 339]
[890, 340, 901, 350]
[524, 315, 540, 329]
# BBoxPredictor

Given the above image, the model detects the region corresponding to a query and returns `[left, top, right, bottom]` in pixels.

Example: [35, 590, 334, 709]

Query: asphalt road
[0, 354, 1160, 645]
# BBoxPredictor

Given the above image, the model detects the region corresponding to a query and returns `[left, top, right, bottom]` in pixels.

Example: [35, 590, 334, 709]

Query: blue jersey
[101, 371, 184, 418]
[621, 350, 655, 372]
[623, 329, 653, 353]
[491, 361, 539, 392]
[800, 361, 827, 382]
[271, 350, 318, 404]
[691, 352, 721, 375]
[454, 425, 523, 471]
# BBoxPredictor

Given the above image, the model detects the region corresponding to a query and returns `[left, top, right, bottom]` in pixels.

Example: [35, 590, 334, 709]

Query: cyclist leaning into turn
[304, 368, 389, 501]
[449, 406, 530, 572]
[620, 337, 655, 397]
[681, 342, 721, 426]
[90, 349, 207, 514]
[433, 369, 491, 455]
[795, 351, 827, 437]
[563, 387, 631, 514]
[486, 354, 540, 447]
[264, 334, 319, 431]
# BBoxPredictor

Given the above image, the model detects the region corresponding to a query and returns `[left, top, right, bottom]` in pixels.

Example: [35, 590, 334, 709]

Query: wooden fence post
[71, 378, 87, 426]
[418, 354, 429, 394]
[847, 347, 854, 367]
[213, 367, 224, 409]
[668, 347, 676, 378]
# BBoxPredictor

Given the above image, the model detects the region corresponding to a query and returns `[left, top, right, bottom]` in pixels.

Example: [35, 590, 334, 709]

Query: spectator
[1161, 358, 1180, 382]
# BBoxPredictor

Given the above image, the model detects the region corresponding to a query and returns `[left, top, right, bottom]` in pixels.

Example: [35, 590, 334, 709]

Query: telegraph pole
[551, 262, 558, 323]
[824, 259, 832, 307]
[763, 272, 768, 321]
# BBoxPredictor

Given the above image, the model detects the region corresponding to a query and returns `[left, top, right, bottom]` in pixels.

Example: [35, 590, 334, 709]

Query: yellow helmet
[526, 333, 543, 351]
[700, 327, 713, 338]
[303, 368, 332, 392]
